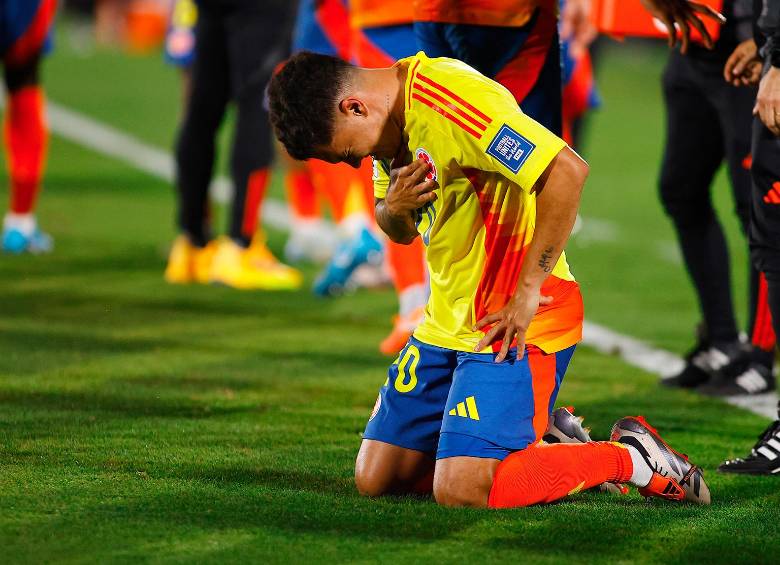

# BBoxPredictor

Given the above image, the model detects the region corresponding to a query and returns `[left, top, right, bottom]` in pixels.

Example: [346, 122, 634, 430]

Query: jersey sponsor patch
[486, 124, 536, 174]
[414, 147, 437, 181]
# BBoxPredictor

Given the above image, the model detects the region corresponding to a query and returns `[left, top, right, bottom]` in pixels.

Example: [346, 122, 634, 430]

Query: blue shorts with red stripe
[352, 24, 417, 66]
[363, 336, 576, 460]
[292, 0, 349, 58]
[1, 0, 55, 65]
[413, 7, 562, 136]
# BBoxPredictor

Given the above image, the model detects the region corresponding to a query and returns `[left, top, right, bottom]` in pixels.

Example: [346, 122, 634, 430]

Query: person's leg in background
[353, 20, 429, 354]
[718, 112, 780, 476]
[282, 151, 337, 265]
[166, 3, 228, 284]
[2, 0, 57, 255]
[284, 0, 383, 296]
[658, 52, 747, 389]
[700, 76, 775, 395]
[208, 0, 302, 291]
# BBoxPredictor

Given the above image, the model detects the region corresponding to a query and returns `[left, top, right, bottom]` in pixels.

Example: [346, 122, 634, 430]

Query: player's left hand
[724, 39, 762, 86]
[560, 0, 598, 59]
[754, 66, 780, 136]
[640, 0, 725, 54]
[473, 292, 553, 363]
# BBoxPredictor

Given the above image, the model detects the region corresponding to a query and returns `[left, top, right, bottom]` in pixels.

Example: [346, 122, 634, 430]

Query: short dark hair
[268, 52, 354, 160]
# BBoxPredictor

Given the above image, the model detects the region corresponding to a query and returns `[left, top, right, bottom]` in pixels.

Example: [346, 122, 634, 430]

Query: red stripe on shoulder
[412, 82, 488, 131]
[416, 72, 492, 124]
[411, 92, 483, 139]
[406, 59, 421, 110]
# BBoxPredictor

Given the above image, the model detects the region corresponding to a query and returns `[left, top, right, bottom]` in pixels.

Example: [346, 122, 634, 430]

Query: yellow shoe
[164, 235, 196, 284]
[192, 240, 218, 284]
[164, 236, 217, 284]
[210, 237, 303, 290]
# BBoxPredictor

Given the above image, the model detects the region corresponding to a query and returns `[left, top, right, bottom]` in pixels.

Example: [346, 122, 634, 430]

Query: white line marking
[43, 100, 779, 420]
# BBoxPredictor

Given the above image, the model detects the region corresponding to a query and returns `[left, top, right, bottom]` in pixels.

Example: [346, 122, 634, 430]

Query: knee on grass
[432, 474, 491, 508]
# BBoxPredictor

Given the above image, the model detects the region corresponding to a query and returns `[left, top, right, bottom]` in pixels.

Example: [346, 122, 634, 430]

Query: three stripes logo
[763, 181, 780, 204]
[410, 68, 493, 140]
[448, 396, 480, 420]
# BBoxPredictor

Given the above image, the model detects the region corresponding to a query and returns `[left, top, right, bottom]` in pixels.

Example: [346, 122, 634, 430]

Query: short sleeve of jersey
[410, 56, 567, 191]
[372, 158, 391, 199]
[476, 105, 567, 191]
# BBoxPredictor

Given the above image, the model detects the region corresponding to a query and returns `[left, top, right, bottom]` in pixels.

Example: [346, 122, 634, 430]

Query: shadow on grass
[0, 387, 258, 419]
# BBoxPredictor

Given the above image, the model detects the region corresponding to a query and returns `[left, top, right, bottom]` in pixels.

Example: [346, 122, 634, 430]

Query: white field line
[43, 100, 779, 419]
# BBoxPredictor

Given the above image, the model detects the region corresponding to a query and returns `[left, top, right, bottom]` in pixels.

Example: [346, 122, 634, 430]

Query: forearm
[375, 198, 419, 245]
[515, 148, 588, 295]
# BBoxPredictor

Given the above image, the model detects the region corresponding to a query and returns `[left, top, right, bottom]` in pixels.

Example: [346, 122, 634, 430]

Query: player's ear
[339, 97, 367, 118]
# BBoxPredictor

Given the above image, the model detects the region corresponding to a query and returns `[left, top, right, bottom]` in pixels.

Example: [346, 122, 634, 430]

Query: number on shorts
[394, 345, 420, 393]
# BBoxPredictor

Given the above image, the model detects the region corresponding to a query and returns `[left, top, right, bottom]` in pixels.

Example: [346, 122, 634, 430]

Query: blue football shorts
[363, 336, 576, 460]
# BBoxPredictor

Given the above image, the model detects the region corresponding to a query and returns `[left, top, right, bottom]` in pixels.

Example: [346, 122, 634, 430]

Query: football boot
[164, 235, 217, 284]
[610, 415, 711, 504]
[662, 338, 747, 389]
[313, 226, 383, 297]
[2, 225, 53, 254]
[210, 236, 302, 290]
[719, 404, 780, 475]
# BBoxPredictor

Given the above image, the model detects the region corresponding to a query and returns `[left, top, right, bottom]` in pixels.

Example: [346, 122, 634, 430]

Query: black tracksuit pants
[174, 0, 294, 247]
[659, 49, 761, 346]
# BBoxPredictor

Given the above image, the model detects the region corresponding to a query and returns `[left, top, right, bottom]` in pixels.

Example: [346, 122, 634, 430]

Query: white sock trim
[3, 213, 36, 236]
[625, 444, 653, 488]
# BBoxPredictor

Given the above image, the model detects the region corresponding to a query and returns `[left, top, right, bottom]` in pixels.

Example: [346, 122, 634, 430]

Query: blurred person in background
[163, 0, 196, 99]
[164, 0, 302, 290]
[719, 0, 780, 475]
[288, 0, 386, 297]
[1, 0, 58, 254]
[349, 0, 430, 355]
[657, 0, 777, 396]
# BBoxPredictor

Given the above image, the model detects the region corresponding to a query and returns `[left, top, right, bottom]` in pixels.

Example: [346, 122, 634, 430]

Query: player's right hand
[724, 39, 762, 87]
[385, 158, 439, 218]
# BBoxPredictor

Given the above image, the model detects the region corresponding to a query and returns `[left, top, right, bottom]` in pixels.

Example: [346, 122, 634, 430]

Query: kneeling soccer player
[268, 51, 711, 507]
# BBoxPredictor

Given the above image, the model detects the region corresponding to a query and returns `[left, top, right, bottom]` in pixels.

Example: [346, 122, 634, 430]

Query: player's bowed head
[268, 51, 407, 168]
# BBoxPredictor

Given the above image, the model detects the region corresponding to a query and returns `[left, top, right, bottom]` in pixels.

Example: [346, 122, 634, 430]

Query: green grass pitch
[0, 27, 778, 563]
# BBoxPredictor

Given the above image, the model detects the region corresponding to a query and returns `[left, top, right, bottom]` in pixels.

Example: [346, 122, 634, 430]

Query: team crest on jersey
[414, 148, 437, 181]
[486, 124, 535, 173]
[369, 394, 382, 422]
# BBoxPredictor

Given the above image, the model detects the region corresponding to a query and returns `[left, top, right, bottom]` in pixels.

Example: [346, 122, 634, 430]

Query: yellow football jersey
[374, 52, 583, 354]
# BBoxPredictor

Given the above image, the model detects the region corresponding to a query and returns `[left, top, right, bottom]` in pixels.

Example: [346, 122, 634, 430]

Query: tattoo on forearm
[538, 246, 554, 273]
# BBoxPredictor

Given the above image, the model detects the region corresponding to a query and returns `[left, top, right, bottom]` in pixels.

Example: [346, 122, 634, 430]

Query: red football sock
[386, 238, 427, 294]
[285, 169, 320, 220]
[488, 441, 633, 508]
[241, 168, 269, 239]
[306, 160, 350, 222]
[5, 86, 48, 215]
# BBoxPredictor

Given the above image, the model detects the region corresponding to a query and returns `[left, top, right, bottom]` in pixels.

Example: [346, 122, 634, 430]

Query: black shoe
[662, 339, 746, 389]
[699, 362, 775, 396]
[718, 407, 780, 475]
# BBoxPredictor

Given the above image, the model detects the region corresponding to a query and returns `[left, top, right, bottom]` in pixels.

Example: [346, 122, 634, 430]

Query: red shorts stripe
[415, 71, 492, 124]
[351, 28, 394, 68]
[4, 0, 58, 68]
[241, 169, 269, 237]
[412, 81, 488, 131]
[494, 8, 557, 105]
[527, 346, 557, 441]
[314, 0, 352, 61]
[752, 272, 777, 351]
[411, 92, 483, 138]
